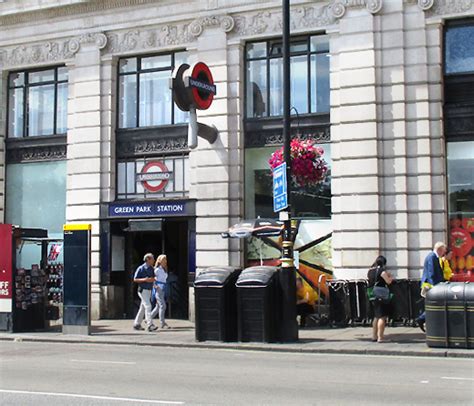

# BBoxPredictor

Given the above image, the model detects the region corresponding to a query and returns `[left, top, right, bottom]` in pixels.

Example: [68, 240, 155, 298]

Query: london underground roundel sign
[189, 62, 216, 110]
[138, 161, 170, 193]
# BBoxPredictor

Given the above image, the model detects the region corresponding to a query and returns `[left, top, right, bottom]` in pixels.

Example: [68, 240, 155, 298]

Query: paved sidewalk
[0, 319, 472, 358]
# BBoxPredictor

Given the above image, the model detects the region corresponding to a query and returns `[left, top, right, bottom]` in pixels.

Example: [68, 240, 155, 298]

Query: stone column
[331, 9, 381, 278]
[66, 33, 108, 319]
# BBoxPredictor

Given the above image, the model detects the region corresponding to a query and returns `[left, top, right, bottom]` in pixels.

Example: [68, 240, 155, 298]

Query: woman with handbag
[367, 256, 394, 343]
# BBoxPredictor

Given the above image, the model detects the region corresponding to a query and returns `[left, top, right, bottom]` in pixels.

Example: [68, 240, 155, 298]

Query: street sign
[273, 162, 288, 212]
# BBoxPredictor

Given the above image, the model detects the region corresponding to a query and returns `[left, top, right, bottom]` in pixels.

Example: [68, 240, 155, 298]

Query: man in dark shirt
[133, 253, 158, 332]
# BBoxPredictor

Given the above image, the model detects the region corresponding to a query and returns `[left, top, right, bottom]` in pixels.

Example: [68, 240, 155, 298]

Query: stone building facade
[1, 0, 473, 320]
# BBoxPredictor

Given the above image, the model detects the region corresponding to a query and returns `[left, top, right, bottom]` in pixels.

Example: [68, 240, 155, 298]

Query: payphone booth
[63, 224, 91, 335]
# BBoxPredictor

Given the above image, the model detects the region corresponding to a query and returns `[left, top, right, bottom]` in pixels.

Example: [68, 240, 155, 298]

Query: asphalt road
[0, 341, 473, 405]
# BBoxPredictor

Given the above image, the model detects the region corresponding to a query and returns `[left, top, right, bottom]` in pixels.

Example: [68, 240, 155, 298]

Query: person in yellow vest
[440, 249, 453, 281]
[296, 277, 318, 327]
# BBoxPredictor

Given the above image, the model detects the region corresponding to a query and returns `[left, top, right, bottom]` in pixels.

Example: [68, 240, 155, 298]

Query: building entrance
[109, 219, 190, 320]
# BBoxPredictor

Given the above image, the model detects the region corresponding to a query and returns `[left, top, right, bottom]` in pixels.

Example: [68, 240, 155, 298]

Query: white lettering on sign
[156, 204, 184, 213]
[136, 206, 152, 213]
[114, 207, 135, 214]
[0, 280, 9, 296]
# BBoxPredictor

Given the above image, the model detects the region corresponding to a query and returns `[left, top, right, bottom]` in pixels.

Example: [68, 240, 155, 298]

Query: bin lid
[194, 270, 233, 286]
[426, 281, 472, 302]
[202, 266, 241, 274]
[236, 266, 278, 286]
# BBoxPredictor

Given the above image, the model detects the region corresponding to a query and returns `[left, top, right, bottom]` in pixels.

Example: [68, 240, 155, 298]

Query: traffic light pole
[279, 0, 298, 342]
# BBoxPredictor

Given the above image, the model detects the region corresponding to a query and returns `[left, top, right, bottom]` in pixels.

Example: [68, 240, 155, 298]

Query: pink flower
[268, 138, 328, 186]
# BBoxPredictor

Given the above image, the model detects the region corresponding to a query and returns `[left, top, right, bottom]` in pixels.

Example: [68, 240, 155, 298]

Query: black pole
[279, 0, 298, 342]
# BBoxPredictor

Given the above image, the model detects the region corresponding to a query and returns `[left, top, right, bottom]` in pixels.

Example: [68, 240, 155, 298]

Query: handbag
[372, 267, 390, 301]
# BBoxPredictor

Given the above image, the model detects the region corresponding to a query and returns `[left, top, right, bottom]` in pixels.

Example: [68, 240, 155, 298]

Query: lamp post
[279, 0, 298, 342]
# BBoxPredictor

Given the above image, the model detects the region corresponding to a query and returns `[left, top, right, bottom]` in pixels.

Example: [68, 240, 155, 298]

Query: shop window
[445, 24, 474, 74]
[245, 35, 330, 118]
[117, 154, 189, 200]
[118, 51, 188, 129]
[7, 67, 68, 138]
[447, 141, 474, 273]
[5, 161, 66, 268]
[244, 145, 331, 219]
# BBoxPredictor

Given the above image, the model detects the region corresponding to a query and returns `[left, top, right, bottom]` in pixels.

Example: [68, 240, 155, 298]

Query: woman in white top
[151, 254, 170, 329]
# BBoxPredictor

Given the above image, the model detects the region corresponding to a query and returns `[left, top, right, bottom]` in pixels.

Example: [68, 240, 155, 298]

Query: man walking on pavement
[133, 253, 158, 332]
[416, 241, 447, 332]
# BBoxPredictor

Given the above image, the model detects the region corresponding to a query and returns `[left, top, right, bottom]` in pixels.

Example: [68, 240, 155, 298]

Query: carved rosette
[418, 0, 434, 10]
[331, 1, 347, 19]
[365, 0, 383, 14]
[189, 15, 235, 37]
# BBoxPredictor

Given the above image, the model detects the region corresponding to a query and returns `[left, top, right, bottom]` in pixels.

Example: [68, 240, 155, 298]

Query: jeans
[134, 288, 153, 327]
[151, 286, 167, 327]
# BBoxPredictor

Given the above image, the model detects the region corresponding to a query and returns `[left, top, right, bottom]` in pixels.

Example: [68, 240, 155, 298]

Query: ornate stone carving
[3, 39, 80, 67]
[117, 136, 188, 157]
[105, 24, 193, 54]
[78, 32, 108, 49]
[6, 144, 67, 163]
[418, 0, 435, 10]
[1, 32, 107, 68]
[189, 15, 235, 37]
[245, 126, 330, 148]
[330, 2, 347, 19]
[429, 0, 473, 15]
[233, 1, 384, 37]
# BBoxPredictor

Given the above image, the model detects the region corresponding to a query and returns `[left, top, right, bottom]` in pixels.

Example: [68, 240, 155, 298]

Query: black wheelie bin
[194, 266, 241, 342]
[425, 282, 474, 349]
[236, 266, 280, 343]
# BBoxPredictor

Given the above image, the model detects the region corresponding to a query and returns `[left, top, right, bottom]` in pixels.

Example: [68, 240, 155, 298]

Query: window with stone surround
[444, 20, 474, 276]
[245, 35, 329, 118]
[7, 66, 68, 138]
[118, 51, 188, 129]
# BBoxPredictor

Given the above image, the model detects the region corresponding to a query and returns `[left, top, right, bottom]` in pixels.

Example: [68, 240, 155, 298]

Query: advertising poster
[0, 224, 13, 312]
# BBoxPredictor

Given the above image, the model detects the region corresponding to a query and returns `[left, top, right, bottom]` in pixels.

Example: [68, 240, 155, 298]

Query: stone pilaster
[190, 24, 243, 271]
[66, 33, 108, 319]
[331, 9, 381, 278]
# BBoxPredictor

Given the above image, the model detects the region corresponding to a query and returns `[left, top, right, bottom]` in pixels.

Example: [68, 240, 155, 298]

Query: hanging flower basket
[268, 138, 328, 187]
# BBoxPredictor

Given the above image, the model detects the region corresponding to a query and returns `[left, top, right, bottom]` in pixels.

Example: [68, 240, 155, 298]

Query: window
[118, 51, 188, 129]
[244, 145, 331, 219]
[117, 155, 190, 200]
[7, 67, 68, 138]
[445, 24, 474, 74]
[245, 35, 330, 118]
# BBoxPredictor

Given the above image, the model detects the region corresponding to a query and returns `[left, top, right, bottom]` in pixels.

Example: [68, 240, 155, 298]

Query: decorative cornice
[245, 125, 330, 148]
[232, 1, 384, 38]
[189, 15, 235, 37]
[105, 24, 193, 54]
[117, 136, 188, 157]
[6, 144, 67, 163]
[0, 31, 107, 68]
[428, 0, 473, 15]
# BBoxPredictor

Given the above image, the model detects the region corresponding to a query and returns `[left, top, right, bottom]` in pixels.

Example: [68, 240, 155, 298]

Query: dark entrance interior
[110, 219, 189, 319]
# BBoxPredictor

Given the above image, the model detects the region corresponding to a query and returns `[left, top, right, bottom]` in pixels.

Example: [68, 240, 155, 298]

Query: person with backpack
[151, 254, 170, 329]
[133, 253, 158, 332]
[367, 256, 394, 343]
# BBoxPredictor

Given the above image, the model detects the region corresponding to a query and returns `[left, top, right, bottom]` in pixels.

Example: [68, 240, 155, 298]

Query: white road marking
[0, 389, 184, 404]
[420, 380, 429, 384]
[70, 359, 136, 365]
[441, 377, 474, 381]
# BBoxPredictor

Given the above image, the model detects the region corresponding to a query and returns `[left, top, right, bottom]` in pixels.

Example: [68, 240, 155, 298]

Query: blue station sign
[108, 200, 193, 218]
